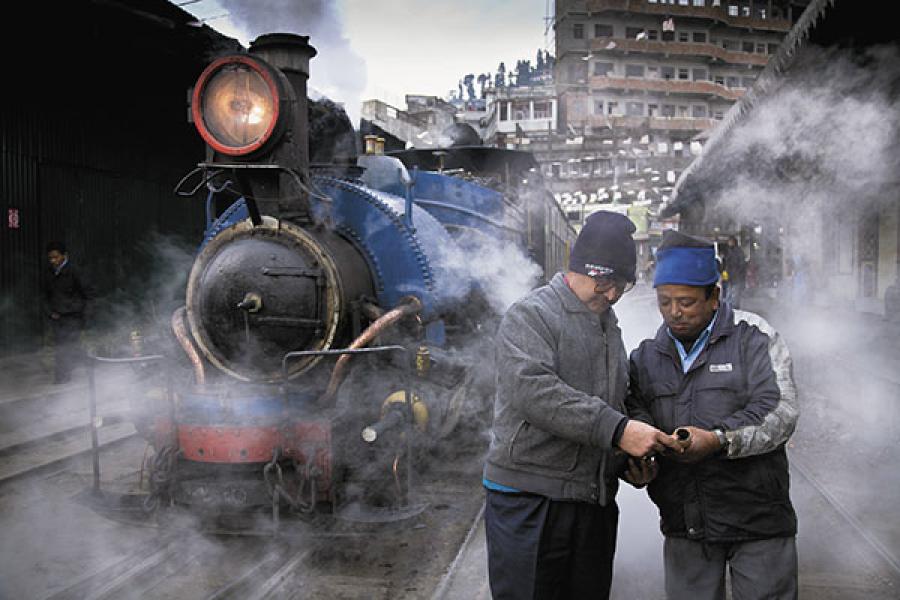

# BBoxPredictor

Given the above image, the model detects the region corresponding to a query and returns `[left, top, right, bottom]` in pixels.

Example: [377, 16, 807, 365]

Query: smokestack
[249, 33, 317, 179]
[364, 134, 378, 155]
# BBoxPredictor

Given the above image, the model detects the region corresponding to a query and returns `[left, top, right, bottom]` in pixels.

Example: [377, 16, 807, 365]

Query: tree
[495, 62, 506, 87]
[464, 74, 476, 100]
[536, 49, 544, 72]
[477, 73, 489, 98]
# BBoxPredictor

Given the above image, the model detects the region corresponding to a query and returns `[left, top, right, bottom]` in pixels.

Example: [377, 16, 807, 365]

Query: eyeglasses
[593, 275, 635, 296]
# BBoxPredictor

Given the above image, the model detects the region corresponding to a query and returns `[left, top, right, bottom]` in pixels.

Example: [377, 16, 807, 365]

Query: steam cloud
[698, 43, 900, 273]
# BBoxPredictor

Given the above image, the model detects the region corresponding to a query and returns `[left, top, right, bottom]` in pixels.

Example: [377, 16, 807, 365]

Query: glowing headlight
[192, 56, 287, 157]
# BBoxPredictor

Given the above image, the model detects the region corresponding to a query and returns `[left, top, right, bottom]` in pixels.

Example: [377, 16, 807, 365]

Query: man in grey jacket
[483, 211, 684, 600]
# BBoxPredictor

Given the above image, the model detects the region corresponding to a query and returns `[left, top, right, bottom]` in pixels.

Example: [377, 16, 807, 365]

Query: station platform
[3, 287, 900, 599]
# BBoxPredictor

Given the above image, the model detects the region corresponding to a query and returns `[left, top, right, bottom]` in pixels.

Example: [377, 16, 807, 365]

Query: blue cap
[653, 230, 719, 287]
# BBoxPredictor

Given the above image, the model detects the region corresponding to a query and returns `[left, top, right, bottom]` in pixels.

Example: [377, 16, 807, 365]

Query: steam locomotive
[135, 33, 575, 524]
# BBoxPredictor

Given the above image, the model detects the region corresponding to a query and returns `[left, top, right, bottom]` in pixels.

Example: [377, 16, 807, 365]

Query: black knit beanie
[568, 210, 637, 282]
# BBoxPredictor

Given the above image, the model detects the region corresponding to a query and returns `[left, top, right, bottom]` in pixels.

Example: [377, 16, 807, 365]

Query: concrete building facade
[550, 0, 799, 227]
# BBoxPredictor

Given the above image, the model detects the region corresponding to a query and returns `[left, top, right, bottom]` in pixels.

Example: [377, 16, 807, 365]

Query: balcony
[590, 37, 770, 66]
[582, 0, 793, 32]
[587, 75, 743, 100]
[567, 113, 718, 132]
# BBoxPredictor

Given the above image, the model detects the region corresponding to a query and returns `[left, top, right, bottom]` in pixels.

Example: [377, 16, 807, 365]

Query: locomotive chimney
[249, 33, 317, 184]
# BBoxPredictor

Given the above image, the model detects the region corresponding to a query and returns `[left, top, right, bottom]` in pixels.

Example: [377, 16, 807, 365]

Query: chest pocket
[648, 380, 679, 431]
[692, 370, 745, 428]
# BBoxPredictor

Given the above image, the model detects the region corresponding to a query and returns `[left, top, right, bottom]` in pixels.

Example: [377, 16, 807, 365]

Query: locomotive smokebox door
[186, 216, 373, 382]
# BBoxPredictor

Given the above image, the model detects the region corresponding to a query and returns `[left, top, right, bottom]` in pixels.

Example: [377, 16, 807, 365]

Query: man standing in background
[43, 241, 93, 384]
[483, 211, 684, 599]
[722, 235, 746, 309]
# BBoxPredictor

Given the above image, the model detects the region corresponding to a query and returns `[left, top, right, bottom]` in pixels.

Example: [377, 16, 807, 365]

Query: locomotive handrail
[85, 353, 170, 495]
[280, 344, 408, 383]
[411, 198, 521, 234]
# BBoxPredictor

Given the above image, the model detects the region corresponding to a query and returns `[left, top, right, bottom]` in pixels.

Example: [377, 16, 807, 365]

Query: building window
[692, 68, 708, 81]
[625, 64, 645, 77]
[713, 111, 724, 119]
[626, 102, 644, 116]
[722, 39, 738, 50]
[512, 101, 530, 120]
[593, 99, 604, 115]
[678, 31, 689, 42]
[768, 43, 779, 54]
[741, 5, 751, 17]
[742, 76, 755, 88]
[661, 66, 675, 80]
[626, 27, 644, 39]
[607, 101, 619, 115]
[552, 164, 561, 178]
[662, 30, 675, 42]
[678, 68, 689, 80]
[594, 61, 614, 76]
[714, 75, 725, 85]
[648, 104, 659, 116]
[678, 105, 689, 117]
[692, 0, 705, 5]
[742, 41, 754, 53]
[500, 103, 508, 121]
[534, 101, 552, 119]
[726, 76, 739, 88]
[692, 31, 707, 43]
[661, 104, 676, 117]
[692, 105, 707, 117]
[574, 23, 584, 39]
[728, 5, 738, 16]
[595, 23, 614, 37]
[647, 29, 658, 40]
[569, 62, 588, 83]
[756, 43, 766, 53]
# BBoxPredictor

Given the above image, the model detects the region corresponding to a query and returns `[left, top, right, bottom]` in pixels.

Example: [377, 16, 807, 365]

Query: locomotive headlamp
[192, 55, 291, 157]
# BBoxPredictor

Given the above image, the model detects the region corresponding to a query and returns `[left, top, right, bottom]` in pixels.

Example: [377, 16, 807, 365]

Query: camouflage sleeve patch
[726, 310, 799, 458]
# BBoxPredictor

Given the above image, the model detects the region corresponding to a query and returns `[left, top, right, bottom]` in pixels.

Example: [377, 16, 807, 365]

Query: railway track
[20, 449, 487, 600]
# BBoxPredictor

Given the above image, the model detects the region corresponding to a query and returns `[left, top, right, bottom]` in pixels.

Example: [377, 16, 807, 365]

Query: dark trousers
[664, 536, 798, 600]
[484, 490, 619, 600]
[50, 315, 84, 382]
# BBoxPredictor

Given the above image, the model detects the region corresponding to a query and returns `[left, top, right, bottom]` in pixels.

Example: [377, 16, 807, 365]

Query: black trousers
[485, 490, 619, 600]
[50, 315, 84, 382]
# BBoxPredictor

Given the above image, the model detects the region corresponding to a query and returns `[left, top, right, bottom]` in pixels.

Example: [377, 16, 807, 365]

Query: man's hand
[618, 420, 685, 458]
[669, 426, 721, 463]
[623, 457, 658, 488]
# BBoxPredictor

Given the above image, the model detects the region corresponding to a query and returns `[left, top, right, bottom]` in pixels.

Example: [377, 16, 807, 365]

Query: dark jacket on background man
[43, 262, 92, 320]
[723, 244, 747, 283]
[627, 302, 798, 542]
[483, 272, 629, 505]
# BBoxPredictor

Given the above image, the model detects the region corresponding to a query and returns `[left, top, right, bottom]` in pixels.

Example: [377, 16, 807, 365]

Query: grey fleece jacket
[483, 273, 629, 505]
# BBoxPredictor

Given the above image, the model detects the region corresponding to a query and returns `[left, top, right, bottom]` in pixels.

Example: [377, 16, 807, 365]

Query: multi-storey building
[550, 0, 803, 229]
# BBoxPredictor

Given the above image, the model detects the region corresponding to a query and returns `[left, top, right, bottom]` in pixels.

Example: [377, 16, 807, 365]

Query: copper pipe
[171, 306, 206, 384]
[319, 296, 422, 403]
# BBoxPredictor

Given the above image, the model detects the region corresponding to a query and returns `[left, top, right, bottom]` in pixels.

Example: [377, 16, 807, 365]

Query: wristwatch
[713, 428, 729, 454]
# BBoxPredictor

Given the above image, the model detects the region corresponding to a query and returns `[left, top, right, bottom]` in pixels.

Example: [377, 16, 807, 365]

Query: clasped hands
[618, 421, 723, 487]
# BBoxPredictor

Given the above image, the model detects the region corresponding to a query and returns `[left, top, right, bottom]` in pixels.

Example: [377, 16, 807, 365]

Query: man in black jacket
[43, 241, 93, 384]
[627, 230, 799, 600]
